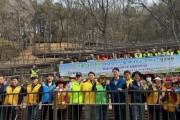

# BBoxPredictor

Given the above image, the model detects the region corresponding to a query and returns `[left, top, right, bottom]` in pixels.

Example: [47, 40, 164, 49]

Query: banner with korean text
[59, 55, 180, 78]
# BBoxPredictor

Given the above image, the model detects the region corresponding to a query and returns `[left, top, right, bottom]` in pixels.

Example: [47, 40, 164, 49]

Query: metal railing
[0, 89, 179, 120]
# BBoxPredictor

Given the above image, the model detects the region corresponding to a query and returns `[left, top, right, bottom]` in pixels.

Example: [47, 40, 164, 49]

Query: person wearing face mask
[146, 77, 167, 120]
[143, 72, 155, 90]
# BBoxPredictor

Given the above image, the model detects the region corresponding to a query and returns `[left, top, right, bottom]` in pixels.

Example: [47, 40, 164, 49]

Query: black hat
[76, 72, 82, 77]
[132, 71, 143, 78]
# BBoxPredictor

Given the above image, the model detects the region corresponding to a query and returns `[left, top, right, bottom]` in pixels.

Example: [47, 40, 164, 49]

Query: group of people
[86, 47, 180, 61]
[0, 68, 180, 120]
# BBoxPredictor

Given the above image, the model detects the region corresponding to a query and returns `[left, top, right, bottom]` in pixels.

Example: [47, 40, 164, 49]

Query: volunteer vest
[4, 86, 21, 105]
[81, 80, 95, 104]
[143, 53, 151, 57]
[166, 51, 174, 55]
[158, 52, 166, 56]
[26, 84, 41, 104]
[177, 50, 180, 55]
[147, 84, 166, 105]
[95, 82, 107, 104]
[52, 88, 69, 109]
[134, 53, 142, 58]
[70, 81, 83, 104]
[151, 53, 158, 56]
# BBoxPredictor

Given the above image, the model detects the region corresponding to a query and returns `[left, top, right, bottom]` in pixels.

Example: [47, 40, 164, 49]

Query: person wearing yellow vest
[3, 77, 23, 120]
[134, 49, 143, 58]
[143, 49, 151, 57]
[158, 48, 166, 56]
[176, 49, 180, 55]
[25, 77, 43, 120]
[92, 73, 109, 120]
[146, 77, 167, 120]
[81, 72, 96, 120]
[166, 47, 174, 56]
[53, 77, 69, 120]
[151, 48, 158, 56]
[68, 72, 83, 120]
[161, 77, 179, 120]
[124, 70, 133, 120]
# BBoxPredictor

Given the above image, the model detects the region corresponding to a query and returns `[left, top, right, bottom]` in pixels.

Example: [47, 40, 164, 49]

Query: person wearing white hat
[146, 77, 167, 120]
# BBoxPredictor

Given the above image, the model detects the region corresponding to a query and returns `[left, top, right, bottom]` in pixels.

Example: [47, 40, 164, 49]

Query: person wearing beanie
[146, 77, 167, 120]
[129, 71, 146, 120]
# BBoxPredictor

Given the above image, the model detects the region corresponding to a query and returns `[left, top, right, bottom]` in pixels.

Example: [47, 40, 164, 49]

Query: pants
[68, 105, 83, 120]
[2, 106, 17, 120]
[148, 105, 161, 120]
[26, 105, 38, 120]
[112, 105, 126, 120]
[57, 109, 66, 120]
[84, 105, 96, 120]
[175, 106, 180, 120]
[41, 103, 53, 120]
[131, 104, 145, 120]
[162, 109, 176, 120]
[0, 101, 3, 119]
[96, 105, 108, 120]
[167, 111, 176, 120]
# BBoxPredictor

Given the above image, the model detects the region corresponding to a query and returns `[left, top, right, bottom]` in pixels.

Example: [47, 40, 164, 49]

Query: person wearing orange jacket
[146, 77, 167, 120]
[161, 77, 179, 120]
[53, 77, 69, 120]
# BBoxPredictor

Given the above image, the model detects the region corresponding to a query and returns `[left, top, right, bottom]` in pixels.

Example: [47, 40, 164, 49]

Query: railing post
[53, 91, 58, 120]
[125, 89, 130, 120]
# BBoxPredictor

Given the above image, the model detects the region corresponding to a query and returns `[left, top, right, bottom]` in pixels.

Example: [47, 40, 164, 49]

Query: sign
[59, 55, 180, 78]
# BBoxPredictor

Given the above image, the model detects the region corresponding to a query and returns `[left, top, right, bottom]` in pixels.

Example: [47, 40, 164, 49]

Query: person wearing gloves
[53, 77, 69, 120]
[146, 77, 167, 120]
[92, 73, 109, 120]
[129, 71, 146, 120]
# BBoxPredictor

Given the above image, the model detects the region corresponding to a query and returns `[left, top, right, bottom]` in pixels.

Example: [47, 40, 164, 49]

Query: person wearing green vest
[134, 49, 143, 58]
[151, 48, 158, 56]
[68, 72, 83, 120]
[166, 47, 174, 55]
[143, 49, 151, 57]
[158, 48, 166, 56]
[92, 73, 108, 120]
[177, 49, 180, 55]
